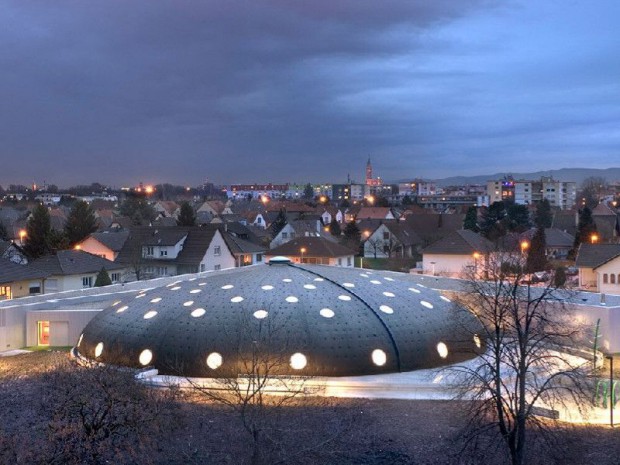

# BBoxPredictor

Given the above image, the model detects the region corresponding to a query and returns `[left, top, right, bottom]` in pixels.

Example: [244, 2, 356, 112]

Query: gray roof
[551, 210, 577, 235]
[423, 229, 494, 255]
[268, 236, 355, 258]
[32, 250, 126, 275]
[76, 261, 484, 377]
[0, 258, 48, 284]
[575, 243, 620, 269]
[222, 231, 266, 255]
[89, 231, 130, 252]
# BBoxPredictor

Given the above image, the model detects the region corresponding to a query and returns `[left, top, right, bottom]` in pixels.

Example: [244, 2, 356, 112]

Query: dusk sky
[2, 1, 619, 187]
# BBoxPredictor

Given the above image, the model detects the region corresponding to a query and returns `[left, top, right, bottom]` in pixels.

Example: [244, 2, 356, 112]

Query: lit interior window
[343, 283, 355, 288]
[290, 352, 307, 369]
[437, 342, 448, 358]
[313, 278, 324, 282]
[338, 295, 351, 301]
[379, 305, 393, 314]
[261, 285, 274, 290]
[190, 289, 202, 294]
[303, 284, 316, 290]
[408, 287, 421, 294]
[144, 310, 158, 319]
[473, 334, 482, 349]
[221, 284, 234, 289]
[139, 349, 153, 366]
[183, 301, 194, 307]
[253, 310, 268, 319]
[371, 349, 387, 366]
[231, 296, 244, 303]
[170, 286, 181, 290]
[285, 296, 299, 303]
[382, 292, 395, 297]
[191, 308, 206, 317]
[77, 334, 84, 347]
[320, 308, 335, 318]
[420, 301, 433, 309]
[95, 342, 104, 357]
[207, 352, 223, 369]
[370, 280, 381, 285]
[150, 297, 162, 303]
[440, 296, 451, 302]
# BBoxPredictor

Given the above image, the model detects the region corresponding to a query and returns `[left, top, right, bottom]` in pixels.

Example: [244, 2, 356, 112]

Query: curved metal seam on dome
[288, 264, 402, 372]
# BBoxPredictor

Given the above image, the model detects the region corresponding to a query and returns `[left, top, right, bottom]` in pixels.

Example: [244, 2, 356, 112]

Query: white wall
[596, 259, 620, 296]
[200, 230, 235, 271]
[26, 309, 101, 347]
[79, 237, 115, 261]
[422, 253, 474, 277]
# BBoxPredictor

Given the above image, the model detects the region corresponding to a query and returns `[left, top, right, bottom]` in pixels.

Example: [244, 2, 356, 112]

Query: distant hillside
[428, 167, 620, 187]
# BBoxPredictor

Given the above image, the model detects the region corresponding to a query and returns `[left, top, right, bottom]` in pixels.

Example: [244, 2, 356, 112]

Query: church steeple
[366, 156, 372, 182]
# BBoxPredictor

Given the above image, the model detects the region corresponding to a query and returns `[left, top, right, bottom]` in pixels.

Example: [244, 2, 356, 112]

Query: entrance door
[37, 321, 50, 346]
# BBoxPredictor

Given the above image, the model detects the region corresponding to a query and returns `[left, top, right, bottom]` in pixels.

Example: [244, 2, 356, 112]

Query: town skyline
[2, 1, 619, 186]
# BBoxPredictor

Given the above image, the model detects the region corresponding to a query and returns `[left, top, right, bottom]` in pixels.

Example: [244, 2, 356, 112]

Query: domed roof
[76, 261, 484, 378]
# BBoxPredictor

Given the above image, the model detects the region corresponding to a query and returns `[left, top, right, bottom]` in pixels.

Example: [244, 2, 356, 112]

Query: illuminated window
[0, 286, 12, 300]
[37, 321, 50, 346]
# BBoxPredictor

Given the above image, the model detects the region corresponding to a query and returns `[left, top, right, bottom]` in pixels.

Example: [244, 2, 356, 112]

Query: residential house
[115, 226, 236, 278]
[355, 207, 395, 221]
[0, 258, 48, 299]
[31, 250, 128, 292]
[154, 201, 180, 219]
[76, 230, 130, 261]
[270, 219, 328, 249]
[592, 203, 619, 243]
[266, 236, 356, 267]
[362, 221, 422, 258]
[422, 229, 494, 277]
[222, 231, 266, 266]
[519, 228, 574, 260]
[575, 243, 620, 293]
[405, 213, 465, 248]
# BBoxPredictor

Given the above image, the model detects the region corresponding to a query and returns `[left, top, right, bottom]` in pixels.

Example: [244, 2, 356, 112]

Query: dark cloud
[0, 0, 618, 187]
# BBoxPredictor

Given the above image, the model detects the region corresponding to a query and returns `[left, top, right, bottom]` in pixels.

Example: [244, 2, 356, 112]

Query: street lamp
[18, 229, 26, 246]
[591, 233, 599, 244]
[300, 247, 306, 264]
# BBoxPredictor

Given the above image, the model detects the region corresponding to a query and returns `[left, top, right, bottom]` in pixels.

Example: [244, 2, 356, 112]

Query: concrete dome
[76, 260, 484, 377]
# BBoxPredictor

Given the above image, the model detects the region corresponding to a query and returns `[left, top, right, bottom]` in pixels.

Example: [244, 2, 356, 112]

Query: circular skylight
[231, 296, 244, 303]
[379, 305, 394, 314]
[143, 310, 158, 319]
[290, 353, 307, 370]
[371, 349, 387, 366]
[285, 296, 299, 303]
[191, 308, 206, 318]
[253, 310, 268, 319]
[95, 342, 104, 357]
[139, 349, 153, 366]
[437, 342, 448, 358]
[319, 308, 335, 318]
[207, 352, 223, 369]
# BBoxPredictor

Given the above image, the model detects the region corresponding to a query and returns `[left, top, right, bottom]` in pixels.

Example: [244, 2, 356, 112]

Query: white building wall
[26, 309, 101, 347]
[422, 253, 474, 277]
[199, 230, 235, 271]
[79, 237, 115, 261]
[596, 260, 620, 296]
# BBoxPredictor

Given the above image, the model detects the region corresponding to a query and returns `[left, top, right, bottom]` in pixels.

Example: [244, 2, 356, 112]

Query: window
[82, 277, 93, 288]
[0, 286, 12, 300]
[347, 257, 352, 266]
[200, 264, 206, 272]
[29, 281, 41, 295]
[603, 274, 609, 284]
[37, 321, 50, 346]
[338, 258, 342, 266]
[111, 273, 121, 283]
[256, 254, 262, 262]
[214, 246, 221, 256]
[256, 217, 262, 224]
[145, 246, 154, 256]
[383, 232, 390, 240]
[160, 250, 168, 257]
[611, 274, 616, 284]
[282, 232, 288, 239]
[214, 264, 221, 271]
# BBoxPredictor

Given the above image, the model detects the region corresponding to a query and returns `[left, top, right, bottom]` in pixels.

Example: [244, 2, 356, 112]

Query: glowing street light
[144, 185, 155, 195]
[18, 229, 27, 245]
[591, 233, 599, 244]
[300, 247, 307, 264]
[520, 240, 529, 255]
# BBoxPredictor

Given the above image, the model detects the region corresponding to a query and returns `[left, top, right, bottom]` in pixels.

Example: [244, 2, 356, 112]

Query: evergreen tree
[329, 218, 341, 237]
[177, 202, 196, 226]
[303, 183, 314, 200]
[65, 200, 98, 246]
[401, 195, 413, 206]
[480, 201, 507, 241]
[534, 198, 552, 228]
[270, 209, 288, 237]
[570, 207, 597, 258]
[49, 229, 70, 251]
[119, 198, 157, 226]
[506, 203, 531, 232]
[24, 204, 53, 258]
[463, 206, 479, 232]
[341, 220, 361, 252]
[554, 266, 567, 288]
[94, 268, 112, 287]
[525, 226, 548, 273]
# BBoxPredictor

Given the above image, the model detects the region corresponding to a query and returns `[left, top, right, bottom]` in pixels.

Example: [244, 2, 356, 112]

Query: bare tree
[185, 312, 330, 465]
[449, 251, 593, 465]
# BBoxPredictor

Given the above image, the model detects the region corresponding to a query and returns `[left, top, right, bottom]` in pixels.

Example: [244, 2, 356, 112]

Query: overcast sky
[1, 0, 619, 187]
